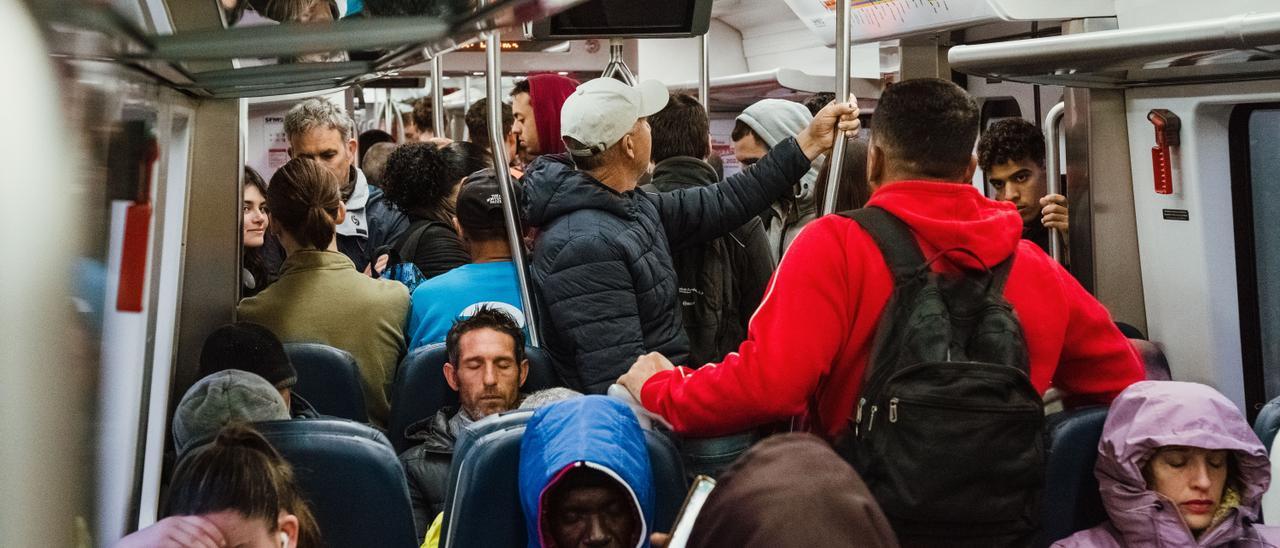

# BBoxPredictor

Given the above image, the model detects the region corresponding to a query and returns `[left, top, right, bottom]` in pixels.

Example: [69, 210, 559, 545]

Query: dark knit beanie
[198, 322, 297, 389]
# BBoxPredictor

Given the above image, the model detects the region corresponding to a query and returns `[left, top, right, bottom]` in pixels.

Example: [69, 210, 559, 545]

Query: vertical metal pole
[462, 75, 473, 139]
[486, 30, 541, 346]
[698, 33, 710, 112]
[1044, 101, 1066, 263]
[820, 0, 852, 216]
[431, 55, 446, 139]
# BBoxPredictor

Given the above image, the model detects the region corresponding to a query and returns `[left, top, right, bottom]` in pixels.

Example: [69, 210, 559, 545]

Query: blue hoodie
[518, 396, 654, 548]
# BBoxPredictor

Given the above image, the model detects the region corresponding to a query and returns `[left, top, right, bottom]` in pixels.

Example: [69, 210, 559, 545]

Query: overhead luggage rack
[666, 68, 880, 112]
[32, 0, 591, 98]
[949, 12, 1280, 89]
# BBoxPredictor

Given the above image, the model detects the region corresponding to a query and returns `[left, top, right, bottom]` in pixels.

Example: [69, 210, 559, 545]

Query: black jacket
[337, 183, 409, 273]
[521, 137, 811, 393]
[644, 157, 774, 367]
[397, 408, 458, 541]
[394, 216, 471, 280]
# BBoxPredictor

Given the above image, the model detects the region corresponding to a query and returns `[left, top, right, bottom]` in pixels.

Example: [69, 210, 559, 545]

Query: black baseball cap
[456, 169, 520, 236]
[197, 322, 296, 390]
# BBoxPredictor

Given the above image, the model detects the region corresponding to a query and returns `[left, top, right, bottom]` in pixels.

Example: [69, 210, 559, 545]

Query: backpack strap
[396, 219, 439, 265]
[989, 255, 1016, 296]
[837, 207, 926, 281]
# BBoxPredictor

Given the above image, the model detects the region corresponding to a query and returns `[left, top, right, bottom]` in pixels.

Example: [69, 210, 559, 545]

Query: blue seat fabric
[1037, 406, 1109, 547]
[283, 343, 368, 422]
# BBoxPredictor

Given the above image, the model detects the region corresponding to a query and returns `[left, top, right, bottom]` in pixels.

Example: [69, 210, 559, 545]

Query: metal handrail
[698, 33, 710, 112]
[820, 0, 851, 216]
[431, 55, 446, 138]
[601, 38, 636, 84]
[485, 29, 540, 346]
[1044, 101, 1066, 263]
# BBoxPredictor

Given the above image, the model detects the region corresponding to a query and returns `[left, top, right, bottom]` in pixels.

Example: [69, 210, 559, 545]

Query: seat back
[1131, 339, 1173, 381]
[255, 419, 417, 548]
[283, 343, 368, 422]
[1254, 396, 1280, 455]
[388, 344, 560, 454]
[442, 420, 688, 547]
[1037, 406, 1109, 547]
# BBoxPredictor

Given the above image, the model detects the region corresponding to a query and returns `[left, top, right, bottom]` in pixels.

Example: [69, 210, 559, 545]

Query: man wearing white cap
[520, 77, 858, 394]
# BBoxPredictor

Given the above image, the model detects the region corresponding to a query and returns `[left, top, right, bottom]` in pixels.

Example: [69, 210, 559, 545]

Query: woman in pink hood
[1055, 381, 1280, 547]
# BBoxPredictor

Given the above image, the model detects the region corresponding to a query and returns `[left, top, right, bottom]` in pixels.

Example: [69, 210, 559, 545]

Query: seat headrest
[1254, 397, 1280, 457]
[255, 419, 417, 548]
[283, 343, 368, 422]
[1038, 406, 1109, 546]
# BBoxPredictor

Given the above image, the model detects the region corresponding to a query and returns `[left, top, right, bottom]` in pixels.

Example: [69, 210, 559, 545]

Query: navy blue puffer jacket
[522, 137, 812, 393]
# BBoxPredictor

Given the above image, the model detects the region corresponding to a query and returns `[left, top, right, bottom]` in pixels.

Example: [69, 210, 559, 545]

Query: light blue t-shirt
[407, 261, 529, 349]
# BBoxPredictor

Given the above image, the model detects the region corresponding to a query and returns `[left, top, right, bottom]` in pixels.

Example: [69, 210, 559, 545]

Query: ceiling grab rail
[485, 28, 541, 346]
[1044, 101, 1065, 263]
[431, 55, 446, 139]
[820, 0, 852, 216]
[601, 38, 636, 84]
[698, 33, 710, 112]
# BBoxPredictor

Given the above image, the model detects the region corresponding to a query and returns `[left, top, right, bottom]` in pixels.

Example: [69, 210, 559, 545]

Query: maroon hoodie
[527, 74, 579, 156]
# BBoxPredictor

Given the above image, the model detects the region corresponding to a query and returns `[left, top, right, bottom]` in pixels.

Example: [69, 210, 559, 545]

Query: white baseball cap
[560, 78, 670, 157]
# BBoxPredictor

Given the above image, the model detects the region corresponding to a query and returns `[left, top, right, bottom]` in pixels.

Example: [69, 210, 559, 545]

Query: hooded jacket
[518, 396, 654, 548]
[522, 138, 812, 394]
[737, 99, 823, 260]
[335, 167, 410, 272]
[639, 180, 1144, 439]
[528, 74, 580, 156]
[687, 432, 899, 548]
[399, 408, 460, 541]
[644, 156, 774, 368]
[1053, 381, 1280, 547]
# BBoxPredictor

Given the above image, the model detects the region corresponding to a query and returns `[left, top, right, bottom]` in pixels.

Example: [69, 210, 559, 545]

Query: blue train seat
[282, 343, 368, 422]
[1037, 406, 1109, 547]
[1254, 396, 1280, 456]
[254, 419, 417, 548]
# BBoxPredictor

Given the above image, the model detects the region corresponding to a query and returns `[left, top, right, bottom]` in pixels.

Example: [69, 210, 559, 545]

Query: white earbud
[279, 531, 290, 548]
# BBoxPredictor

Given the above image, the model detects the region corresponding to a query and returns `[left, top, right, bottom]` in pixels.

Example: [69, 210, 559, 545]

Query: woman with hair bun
[238, 157, 409, 426]
[115, 423, 321, 547]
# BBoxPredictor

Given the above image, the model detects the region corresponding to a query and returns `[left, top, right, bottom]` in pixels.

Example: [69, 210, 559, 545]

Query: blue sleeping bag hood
[518, 395, 654, 548]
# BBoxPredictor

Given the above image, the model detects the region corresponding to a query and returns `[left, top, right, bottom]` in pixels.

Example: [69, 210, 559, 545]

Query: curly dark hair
[511, 78, 530, 98]
[802, 92, 836, 116]
[381, 142, 456, 221]
[977, 118, 1046, 172]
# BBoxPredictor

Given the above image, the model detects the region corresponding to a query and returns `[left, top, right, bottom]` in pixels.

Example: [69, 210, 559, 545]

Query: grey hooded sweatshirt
[736, 99, 824, 262]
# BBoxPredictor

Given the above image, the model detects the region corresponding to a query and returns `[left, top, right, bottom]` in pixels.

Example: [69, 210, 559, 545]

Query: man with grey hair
[521, 77, 858, 394]
[285, 97, 409, 273]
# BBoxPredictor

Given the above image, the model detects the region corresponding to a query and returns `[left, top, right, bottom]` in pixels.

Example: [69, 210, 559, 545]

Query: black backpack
[833, 207, 1046, 547]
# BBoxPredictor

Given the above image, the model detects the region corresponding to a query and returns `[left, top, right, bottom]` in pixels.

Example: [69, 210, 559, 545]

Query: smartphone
[665, 475, 717, 548]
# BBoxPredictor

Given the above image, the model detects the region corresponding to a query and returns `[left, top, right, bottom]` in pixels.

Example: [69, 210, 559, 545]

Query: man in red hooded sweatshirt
[618, 78, 1143, 440]
[510, 74, 580, 161]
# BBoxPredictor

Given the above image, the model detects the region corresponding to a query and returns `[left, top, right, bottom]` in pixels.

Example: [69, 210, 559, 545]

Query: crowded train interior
[7, 0, 1280, 546]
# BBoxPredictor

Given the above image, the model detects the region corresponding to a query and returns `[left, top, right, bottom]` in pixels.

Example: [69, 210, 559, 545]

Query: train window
[1230, 103, 1280, 418]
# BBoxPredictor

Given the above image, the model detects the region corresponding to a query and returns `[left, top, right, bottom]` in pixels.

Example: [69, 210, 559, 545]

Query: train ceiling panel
[31, 0, 592, 98]
[784, 0, 1113, 46]
[949, 12, 1280, 89]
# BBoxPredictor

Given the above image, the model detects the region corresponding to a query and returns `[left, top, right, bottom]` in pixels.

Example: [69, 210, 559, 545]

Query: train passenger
[171, 370, 290, 455]
[732, 99, 823, 261]
[381, 143, 472, 280]
[238, 157, 410, 427]
[618, 78, 1141, 440]
[411, 97, 437, 142]
[115, 424, 321, 548]
[285, 97, 409, 274]
[813, 136, 872, 213]
[361, 141, 396, 188]
[978, 118, 1069, 254]
[1054, 381, 1280, 547]
[442, 141, 494, 184]
[358, 128, 393, 164]
[402, 110, 420, 143]
[652, 433, 899, 548]
[465, 97, 518, 168]
[406, 171, 529, 348]
[510, 74, 580, 160]
[643, 93, 773, 367]
[198, 322, 319, 419]
[400, 307, 529, 540]
[520, 396, 653, 548]
[522, 77, 857, 393]
[803, 91, 838, 117]
[242, 166, 284, 299]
